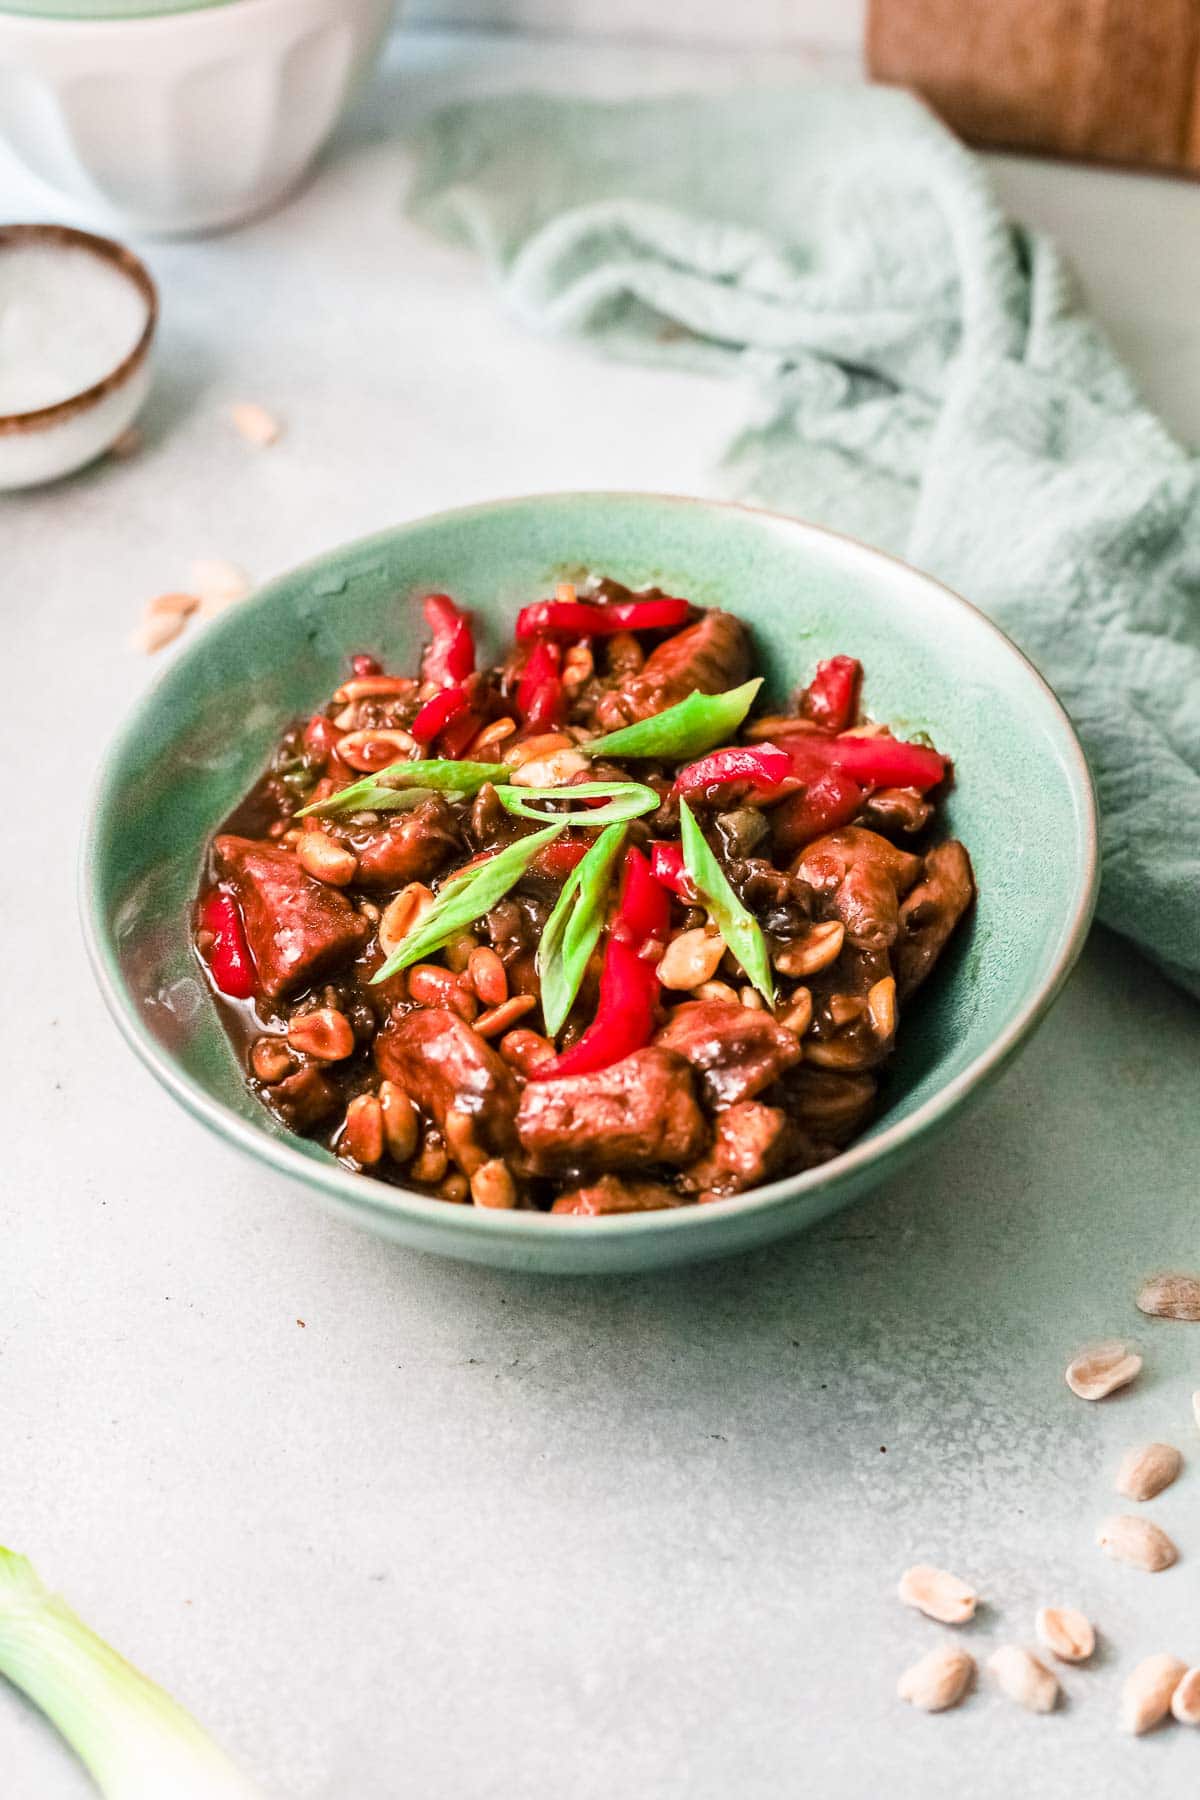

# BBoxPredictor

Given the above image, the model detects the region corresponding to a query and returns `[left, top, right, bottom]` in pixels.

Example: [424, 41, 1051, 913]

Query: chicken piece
[679, 1100, 804, 1197]
[343, 797, 459, 890]
[213, 834, 369, 999]
[550, 1175, 685, 1216]
[655, 1002, 802, 1107]
[374, 1007, 518, 1158]
[266, 1065, 342, 1131]
[792, 827, 922, 952]
[516, 1048, 707, 1175]
[893, 841, 975, 999]
[595, 610, 751, 728]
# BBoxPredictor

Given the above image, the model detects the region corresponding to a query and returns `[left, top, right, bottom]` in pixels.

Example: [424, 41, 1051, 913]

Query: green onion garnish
[370, 821, 566, 985]
[296, 759, 505, 818]
[0, 1544, 264, 1798]
[493, 781, 659, 826]
[678, 799, 775, 1004]
[537, 822, 628, 1037]
[585, 678, 763, 762]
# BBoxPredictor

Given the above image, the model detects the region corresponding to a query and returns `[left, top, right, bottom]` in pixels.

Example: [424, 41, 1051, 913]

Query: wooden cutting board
[867, 0, 1200, 172]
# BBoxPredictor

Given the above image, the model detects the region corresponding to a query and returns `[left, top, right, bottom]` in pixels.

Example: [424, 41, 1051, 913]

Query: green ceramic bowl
[82, 494, 1098, 1274]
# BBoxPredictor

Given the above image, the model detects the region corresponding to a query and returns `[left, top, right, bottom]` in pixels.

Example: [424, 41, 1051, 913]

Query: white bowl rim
[0, 0, 383, 35]
[79, 491, 1101, 1249]
[0, 222, 156, 432]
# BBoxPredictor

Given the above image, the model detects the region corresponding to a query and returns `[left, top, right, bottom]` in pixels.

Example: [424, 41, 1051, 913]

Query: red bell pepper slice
[516, 638, 566, 731]
[534, 846, 670, 1080]
[529, 834, 591, 882]
[515, 596, 691, 641]
[534, 937, 659, 1081]
[649, 841, 698, 903]
[436, 706, 485, 760]
[673, 743, 793, 800]
[410, 684, 469, 746]
[421, 594, 475, 687]
[303, 715, 342, 763]
[613, 845, 671, 946]
[782, 732, 945, 793]
[771, 769, 866, 858]
[801, 656, 862, 733]
[198, 887, 256, 999]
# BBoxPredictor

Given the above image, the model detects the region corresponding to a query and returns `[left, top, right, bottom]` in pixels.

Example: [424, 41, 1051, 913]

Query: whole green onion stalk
[0, 1545, 263, 1798]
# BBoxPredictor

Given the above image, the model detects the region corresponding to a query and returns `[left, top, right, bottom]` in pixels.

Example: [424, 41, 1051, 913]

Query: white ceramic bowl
[0, 222, 156, 488]
[0, 0, 394, 235]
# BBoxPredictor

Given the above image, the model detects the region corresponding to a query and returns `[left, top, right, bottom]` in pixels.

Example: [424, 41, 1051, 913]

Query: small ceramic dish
[81, 494, 1099, 1274]
[0, 222, 156, 490]
[0, 0, 393, 235]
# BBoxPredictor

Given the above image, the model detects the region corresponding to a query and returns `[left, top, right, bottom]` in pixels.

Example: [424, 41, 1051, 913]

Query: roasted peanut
[439, 1172, 470, 1204]
[804, 1037, 873, 1070]
[503, 732, 573, 768]
[740, 986, 765, 1009]
[444, 1107, 488, 1176]
[509, 748, 591, 788]
[467, 946, 508, 1008]
[1136, 1272, 1200, 1321]
[337, 728, 416, 772]
[746, 714, 817, 741]
[471, 1159, 518, 1209]
[379, 884, 435, 958]
[774, 920, 845, 977]
[657, 927, 726, 991]
[331, 674, 416, 704]
[230, 400, 281, 445]
[408, 964, 478, 1021]
[867, 974, 897, 1038]
[297, 831, 357, 887]
[693, 980, 741, 1006]
[897, 1645, 974, 1713]
[341, 1094, 384, 1166]
[1170, 1666, 1200, 1725]
[437, 931, 476, 973]
[1066, 1341, 1142, 1401]
[251, 1037, 294, 1083]
[410, 1131, 448, 1185]
[475, 994, 537, 1039]
[561, 643, 594, 692]
[1121, 1654, 1187, 1734]
[379, 1080, 419, 1162]
[1096, 1514, 1177, 1572]
[287, 1007, 355, 1061]
[1035, 1606, 1095, 1665]
[1116, 1442, 1183, 1502]
[499, 1026, 555, 1072]
[778, 987, 813, 1036]
[826, 994, 866, 1029]
[988, 1646, 1059, 1714]
[898, 1565, 977, 1625]
[469, 717, 517, 753]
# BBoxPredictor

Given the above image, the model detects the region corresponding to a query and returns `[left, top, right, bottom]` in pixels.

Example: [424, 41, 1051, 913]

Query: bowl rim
[80, 491, 1100, 1248]
[0, 0, 384, 35]
[0, 223, 157, 434]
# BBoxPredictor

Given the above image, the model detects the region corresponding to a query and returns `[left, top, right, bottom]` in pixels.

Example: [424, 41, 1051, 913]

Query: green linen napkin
[409, 87, 1200, 995]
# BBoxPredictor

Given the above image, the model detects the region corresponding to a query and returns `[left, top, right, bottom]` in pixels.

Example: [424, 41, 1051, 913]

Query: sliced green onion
[0, 1545, 263, 1799]
[370, 821, 566, 985]
[537, 822, 628, 1037]
[296, 758, 504, 818]
[678, 799, 775, 1004]
[585, 678, 763, 762]
[493, 781, 658, 826]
